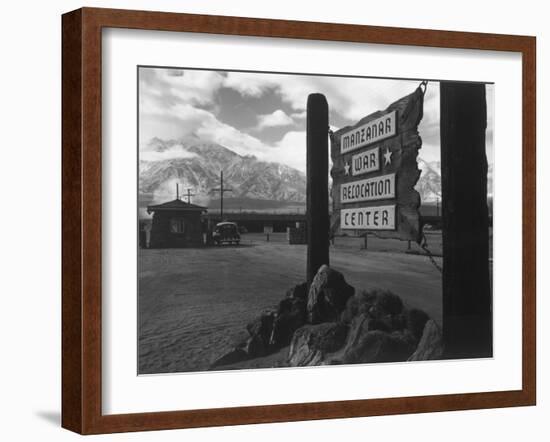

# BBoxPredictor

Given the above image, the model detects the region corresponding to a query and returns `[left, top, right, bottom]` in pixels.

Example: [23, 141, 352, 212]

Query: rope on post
[420, 232, 443, 274]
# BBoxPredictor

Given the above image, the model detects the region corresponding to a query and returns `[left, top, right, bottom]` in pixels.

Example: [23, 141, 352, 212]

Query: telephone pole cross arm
[211, 170, 233, 220]
[184, 188, 195, 204]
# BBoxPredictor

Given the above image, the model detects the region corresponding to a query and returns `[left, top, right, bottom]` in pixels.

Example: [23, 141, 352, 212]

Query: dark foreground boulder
[307, 265, 355, 324]
[270, 297, 307, 348]
[340, 289, 431, 346]
[242, 333, 267, 357]
[227, 310, 276, 358]
[286, 282, 308, 300]
[408, 319, 444, 361]
[403, 308, 431, 342]
[339, 330, 416, 364]
[211, 280, 435, 371]
[341, 289, 404, 324]
[288, 322, 348, 366]
[210, 348, 248, 369]
[247, 310, 276, 342]
[334, 313, 417, 364]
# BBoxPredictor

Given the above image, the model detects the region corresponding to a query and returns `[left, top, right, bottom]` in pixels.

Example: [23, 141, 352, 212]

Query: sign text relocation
[340, 173, 395, 204]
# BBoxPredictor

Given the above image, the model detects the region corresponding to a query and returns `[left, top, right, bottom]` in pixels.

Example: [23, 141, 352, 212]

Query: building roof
[147, 199, 207, 214]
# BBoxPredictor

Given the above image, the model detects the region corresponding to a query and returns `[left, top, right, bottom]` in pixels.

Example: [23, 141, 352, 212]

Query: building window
[170, 218, 185, 234]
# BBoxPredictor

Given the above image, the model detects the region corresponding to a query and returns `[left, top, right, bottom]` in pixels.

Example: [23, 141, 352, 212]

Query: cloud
[195, 113, 267, 156]
[140, 80, 309, 171]
[140, 69, 270, 156]
[140, 143, 198, 162]
[139, 85, 270, 160]
[291, 110, 307, 120]
[223, 72, 279, 97]
[223, 72, 423, 123]
[264, 131, 306, 172]
[256, 109, 294, 130]
[162, 69, 225, 106]
[140, 68, 225, 107]
[139, 68, 491, 174]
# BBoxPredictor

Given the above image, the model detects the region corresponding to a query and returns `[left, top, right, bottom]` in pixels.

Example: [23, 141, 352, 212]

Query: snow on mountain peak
[139, 137, 306, 210]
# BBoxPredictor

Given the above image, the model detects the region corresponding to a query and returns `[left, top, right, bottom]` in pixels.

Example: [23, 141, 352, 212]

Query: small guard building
[147, 199, 207, 248]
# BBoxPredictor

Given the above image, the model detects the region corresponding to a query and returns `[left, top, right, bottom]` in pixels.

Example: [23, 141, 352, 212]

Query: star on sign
[383, 148, 392, 166]
[344, 162, 351, 175]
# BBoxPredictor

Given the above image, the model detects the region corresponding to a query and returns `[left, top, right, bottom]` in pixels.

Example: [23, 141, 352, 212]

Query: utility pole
[306, 93, 330, 286]
[211, 171, 232, 220]
[176, 183, 180, 200]
[184, 188, 195, 204]
[440, 81, 491, 359]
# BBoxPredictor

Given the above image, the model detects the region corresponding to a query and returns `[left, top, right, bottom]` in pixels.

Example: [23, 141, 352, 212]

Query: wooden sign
[330, 86, 424, 243]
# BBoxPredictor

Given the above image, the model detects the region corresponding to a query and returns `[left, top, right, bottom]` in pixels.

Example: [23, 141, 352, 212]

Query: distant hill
[139, 137, 306, 212]
[417, 159, 441, 203]
[416, 158, 493, 203]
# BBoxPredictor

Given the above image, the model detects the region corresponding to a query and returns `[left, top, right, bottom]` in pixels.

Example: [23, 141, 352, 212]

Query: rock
[368, 315, 394, 333]
[344, 314, 370, 350]
[286, 282, 308, 300]
[229, 328, 251, 348]
[385, 308, 430, 343]
[307, 265, 355, 324]
[404, 308, 430, 342]
[288, 322, 348, 366]
[270, 297, 307, 348]
[210, 348, 249, 369]
[370, 290, 404, 317]
[278, 296, 306, 317]
[341, 289, 404, 324]
[246, 310, 276, 345]
[408, 320, 444, 361]
[339, 323, 417, 364]
[243, 334, 268, 358]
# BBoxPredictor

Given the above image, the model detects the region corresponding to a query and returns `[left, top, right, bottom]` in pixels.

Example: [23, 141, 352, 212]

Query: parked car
[212, 222, 241, 246]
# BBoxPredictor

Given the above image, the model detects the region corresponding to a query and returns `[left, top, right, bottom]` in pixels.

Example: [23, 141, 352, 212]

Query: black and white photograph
[137, 66, 494, 375]
[2, 0, 545, 439]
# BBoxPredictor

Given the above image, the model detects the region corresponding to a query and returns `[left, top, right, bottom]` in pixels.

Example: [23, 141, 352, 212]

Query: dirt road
[138, 234, 442, 374]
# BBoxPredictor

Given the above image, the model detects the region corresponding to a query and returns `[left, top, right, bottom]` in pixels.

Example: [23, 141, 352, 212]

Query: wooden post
[220, 171, 224, 220]
[211, 171, 232, 221]
[185, 188, 195, 204]
[440, 82, 492, 359]
[306, 93, 330, 285]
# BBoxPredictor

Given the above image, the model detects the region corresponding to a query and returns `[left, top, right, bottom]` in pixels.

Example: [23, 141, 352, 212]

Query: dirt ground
[138, 233, 442, 374]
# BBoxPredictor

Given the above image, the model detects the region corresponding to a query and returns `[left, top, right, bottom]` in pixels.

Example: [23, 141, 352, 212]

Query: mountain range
[139, 137, 464, 213]
[417, 158, 442, 202]
[139, 137, 306, 212]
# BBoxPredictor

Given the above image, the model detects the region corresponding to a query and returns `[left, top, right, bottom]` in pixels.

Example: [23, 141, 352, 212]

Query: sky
[139, 67, 494, 172]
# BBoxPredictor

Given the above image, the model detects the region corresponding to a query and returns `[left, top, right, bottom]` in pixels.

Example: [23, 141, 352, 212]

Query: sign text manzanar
[330, 87, 425, 242]
[340, 110, 397, 154]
